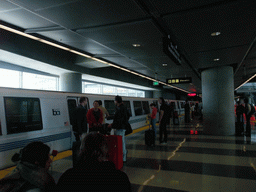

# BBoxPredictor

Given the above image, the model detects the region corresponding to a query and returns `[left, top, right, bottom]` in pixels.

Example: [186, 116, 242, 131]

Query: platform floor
[48, 118, 256, 192]
[1, 117, 256, 191]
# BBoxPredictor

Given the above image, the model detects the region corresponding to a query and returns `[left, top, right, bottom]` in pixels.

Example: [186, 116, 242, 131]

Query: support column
[201, 66, 235, 135]
[153, 90, 162, 99]
[60, 72, 82, 93]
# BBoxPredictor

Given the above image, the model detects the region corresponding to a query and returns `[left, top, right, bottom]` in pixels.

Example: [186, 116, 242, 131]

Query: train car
[0, 87, 158, 169]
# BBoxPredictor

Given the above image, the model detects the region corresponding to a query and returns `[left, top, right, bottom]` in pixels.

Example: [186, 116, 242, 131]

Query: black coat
[72, 104, 87, 134]
[56, 161, 131, 191]
[112, 103, 128, 130]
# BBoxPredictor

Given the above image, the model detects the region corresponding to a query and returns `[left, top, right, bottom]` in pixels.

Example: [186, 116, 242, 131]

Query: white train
[0, 87, 161, 170]
[0, 87, 188, 170]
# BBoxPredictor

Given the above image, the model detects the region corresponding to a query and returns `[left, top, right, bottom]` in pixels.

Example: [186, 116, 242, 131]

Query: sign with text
[163, 35, 182, 65]
[166, 77, 192, 84]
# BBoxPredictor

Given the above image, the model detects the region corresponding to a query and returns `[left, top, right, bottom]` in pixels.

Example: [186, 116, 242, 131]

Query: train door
[67, 96, 89, 144]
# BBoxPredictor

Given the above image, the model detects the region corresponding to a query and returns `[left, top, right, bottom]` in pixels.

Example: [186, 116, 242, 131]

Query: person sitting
[0, 141, 56, 192]
[56, 132, 131, 191]
[86, 100, 103, 132]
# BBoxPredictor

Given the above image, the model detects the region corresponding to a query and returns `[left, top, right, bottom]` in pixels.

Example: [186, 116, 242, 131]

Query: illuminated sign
[163, 35, 182, 65]
[166, 77, 192, 84]
[188, 93, 196, 97]
[153, 81, 159, 86]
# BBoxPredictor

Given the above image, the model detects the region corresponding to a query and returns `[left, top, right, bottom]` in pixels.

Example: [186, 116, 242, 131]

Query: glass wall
[0, 68, 20, 88]
[0, 68, 145, 97]
[23, 72, 58, 91]
[83, 81, 145, 98]
[0, 68, 58, 91]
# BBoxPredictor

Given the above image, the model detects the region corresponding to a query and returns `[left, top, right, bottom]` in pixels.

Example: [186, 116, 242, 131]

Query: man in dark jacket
[108, 95, 128, 162]
[72, 97, 88, 141]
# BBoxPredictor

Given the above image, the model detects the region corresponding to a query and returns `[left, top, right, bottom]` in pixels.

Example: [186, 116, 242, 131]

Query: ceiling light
[132, 44, 141, 47]
[211, 32, 221, 36]
[214, 58, 220, 61]
[162, 63, 167, 66]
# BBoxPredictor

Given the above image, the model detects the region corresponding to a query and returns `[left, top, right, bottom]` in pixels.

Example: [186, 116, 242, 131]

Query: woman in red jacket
[87, 100, 103, 132]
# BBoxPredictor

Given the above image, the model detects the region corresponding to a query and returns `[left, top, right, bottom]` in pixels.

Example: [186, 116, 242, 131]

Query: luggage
[72, 141, 81, 167]
[145, 129, 155, 146]
[235, 122, 244, 136]
[105, 135, 123, 170]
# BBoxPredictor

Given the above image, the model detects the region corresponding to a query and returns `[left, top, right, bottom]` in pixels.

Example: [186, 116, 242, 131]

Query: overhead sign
[188, 93, 196, 97]
[166, 77, 192, 84]
[163, 35, 182, 65]
[153, 81, 159, 86]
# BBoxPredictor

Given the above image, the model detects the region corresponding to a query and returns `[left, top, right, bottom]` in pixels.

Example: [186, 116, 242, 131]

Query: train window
[180, 102, 185, 108]
[170, 102, 176, 109]
[142, 101, 150, 114]
[105, 100, 115, 116]
[177, 102, 180, 109]
[133, 101, 143, 116]
[4, 97, 43, 134]
[123, 101, 132, 117]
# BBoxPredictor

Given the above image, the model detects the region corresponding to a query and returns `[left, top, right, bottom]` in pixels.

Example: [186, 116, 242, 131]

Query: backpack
[249, 104, 255, 116]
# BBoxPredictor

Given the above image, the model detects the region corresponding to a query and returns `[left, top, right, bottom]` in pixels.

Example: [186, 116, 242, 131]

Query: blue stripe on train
[0, 132, 71, 152]
[0, 117, 146, 152]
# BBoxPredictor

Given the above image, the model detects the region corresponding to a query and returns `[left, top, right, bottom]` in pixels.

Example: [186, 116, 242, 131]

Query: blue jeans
[151, 118, 157, 137]
[115, 129, 127, 161]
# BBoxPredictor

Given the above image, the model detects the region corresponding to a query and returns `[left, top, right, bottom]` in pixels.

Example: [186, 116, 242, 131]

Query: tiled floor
[48, 117, 256, 192]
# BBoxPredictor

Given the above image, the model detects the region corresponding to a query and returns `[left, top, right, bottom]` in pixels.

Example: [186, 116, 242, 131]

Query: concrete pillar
[201, 66, 235, 135]
[60, 72, 82, 93]
[153, 90, 162, 99]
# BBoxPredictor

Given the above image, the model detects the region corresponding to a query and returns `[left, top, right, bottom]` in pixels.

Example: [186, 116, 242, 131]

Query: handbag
[125, 122, 133, 135]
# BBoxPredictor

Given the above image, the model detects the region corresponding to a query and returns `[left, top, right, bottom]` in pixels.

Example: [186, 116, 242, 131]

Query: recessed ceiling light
[211, 32, 221, 36]
[162, 63, 167, 66]
[132, 44, 141, 47]
[214, 58, 220, 61]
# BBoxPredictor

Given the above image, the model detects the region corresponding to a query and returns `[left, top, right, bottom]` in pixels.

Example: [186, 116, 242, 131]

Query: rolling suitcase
[105, 135, 123, 170]
[145, 128, 155, 146]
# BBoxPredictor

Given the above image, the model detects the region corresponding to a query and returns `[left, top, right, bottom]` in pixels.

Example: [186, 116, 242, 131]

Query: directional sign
[166, 77, 192, 84]
[163, 35, 182, 65]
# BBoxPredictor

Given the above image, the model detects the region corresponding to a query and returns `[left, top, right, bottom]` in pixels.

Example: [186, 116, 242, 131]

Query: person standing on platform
[87, 100, 103, 133]
[244, 98, 252, 137]
[236, 100, 245, 123]
[98, 100, 110, 134]
[158, 97, 169, 144]
[72, 97, 88, 142]
[184, 100, 190, 123]
[150, 103, 157, 137]
[108, 96, 128, 162]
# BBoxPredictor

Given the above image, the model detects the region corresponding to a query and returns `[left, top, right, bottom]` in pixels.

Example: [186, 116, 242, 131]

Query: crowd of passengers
[0, 95, 187, 191]
[0, 133, 131, 191]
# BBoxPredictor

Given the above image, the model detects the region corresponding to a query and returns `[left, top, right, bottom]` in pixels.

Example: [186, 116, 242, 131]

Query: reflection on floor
[49, 117, 256, 192]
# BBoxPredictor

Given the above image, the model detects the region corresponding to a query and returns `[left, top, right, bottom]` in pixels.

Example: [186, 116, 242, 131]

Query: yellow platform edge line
[0, 124, 153, 179]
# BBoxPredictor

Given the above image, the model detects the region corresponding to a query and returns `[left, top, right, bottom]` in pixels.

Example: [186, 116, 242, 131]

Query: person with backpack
[244, 98, 253, 137]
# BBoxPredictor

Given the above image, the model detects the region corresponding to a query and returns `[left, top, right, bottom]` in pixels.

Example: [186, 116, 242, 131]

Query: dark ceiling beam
[161, 0, 241, 17]
[75, 17, 152, 32]
[25, 26, 64, 33]
[132, 0, 201, 80]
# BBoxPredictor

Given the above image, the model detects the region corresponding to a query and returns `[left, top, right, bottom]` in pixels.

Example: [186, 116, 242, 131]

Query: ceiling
[0, 0, 255, 93]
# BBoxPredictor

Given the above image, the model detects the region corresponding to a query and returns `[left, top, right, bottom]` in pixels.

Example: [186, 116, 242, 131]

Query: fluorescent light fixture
[235, 73, 256, 90]
[0, 24, 190, 94]
[214, 58, 220, 61]
[162, 63, 167, 66]
[211, 32, 221, 36]
[132, 44, 141, 47]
